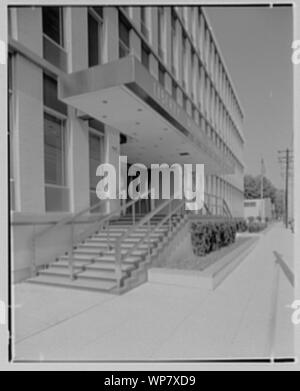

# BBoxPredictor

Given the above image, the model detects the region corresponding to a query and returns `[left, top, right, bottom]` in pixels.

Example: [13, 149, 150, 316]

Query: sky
[205, 5, 293, 189]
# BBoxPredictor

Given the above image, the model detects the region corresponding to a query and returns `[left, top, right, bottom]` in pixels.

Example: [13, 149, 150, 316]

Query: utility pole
[260, 158, 264, 199]
[285, 149, 289, 229]
[260, 157, 265, 221]
[278, 149, 293, 228]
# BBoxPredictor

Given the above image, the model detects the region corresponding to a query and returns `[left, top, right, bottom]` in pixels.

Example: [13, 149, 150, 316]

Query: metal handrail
[120, 200, 186, 268]
[268, 251, 294, 359]
[115, 197, 186, 290]
[32, 189, 151, 278]
[119, 39, 131, 57]
[223, 199, 232, 218]
[34, 198, 106, 241]
[140, 19, 149, 40]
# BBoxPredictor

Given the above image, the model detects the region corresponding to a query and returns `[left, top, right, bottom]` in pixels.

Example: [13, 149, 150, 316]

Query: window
[88, 7, 103, 67]
[157, 7, 165, 59]
[182, 35, 188, 89]
[43, 73, 67, 115]
[141, 43, 150, 69]
[182, 94, 187, 111]
[244, 201, 256, 207]
[42, 7, 64, 46]
[43, 73, 69, 212]
[172, 80, 177, 101]
[89, 130, 104, 212]
[158, 65, 165, 87]
[42, 7, 67, 70]
[44, 113, 66, 187]
[140, 7, 149, 40]
[171, 9, 177, 74]
[119, 16, 130, 58]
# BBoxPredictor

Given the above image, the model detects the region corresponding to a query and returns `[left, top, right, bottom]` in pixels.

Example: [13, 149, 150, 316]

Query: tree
[244, 174, 276, 202]
[244, 174, 282, 217]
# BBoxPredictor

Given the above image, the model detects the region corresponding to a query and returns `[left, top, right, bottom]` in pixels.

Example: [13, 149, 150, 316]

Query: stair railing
[32, 189, 151, 280]
[115, 197, 187, 291]
[222, 199, 232, 218]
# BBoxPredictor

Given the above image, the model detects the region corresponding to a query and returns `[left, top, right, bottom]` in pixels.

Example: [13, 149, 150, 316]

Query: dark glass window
[88, 12, 99, 67]
[172, 80, 177, 101]
[141, 44, 150, 69]
[182, 94, 187, 111]
[158, 65, 165, 86]
[44, 112, 66, 186]
[93, 7, 103, 19]
[119, 18, 130, 47]
[43, 73, 67, 115]
[171, 9, 176, 72]
[157, 7, 164, 58]
[42, 7, 63, 46]
[119, 17, 130, 57]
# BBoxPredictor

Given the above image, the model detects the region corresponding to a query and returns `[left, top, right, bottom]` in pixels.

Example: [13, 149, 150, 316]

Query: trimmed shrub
[190, 219, 237, 257]
[234, 218, 248, 233]
[248, 221, 267, 232]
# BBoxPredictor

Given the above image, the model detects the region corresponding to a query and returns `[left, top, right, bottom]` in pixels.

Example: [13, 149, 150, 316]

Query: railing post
[106, 220, 111, 251]
[116, 241, 122, 292]
[168, 201, 172, 233]
[133, 200, 136, 225]
[69, 221, 75, 280]
[31, 224, 37, 276]
[147, 218, 151, 261]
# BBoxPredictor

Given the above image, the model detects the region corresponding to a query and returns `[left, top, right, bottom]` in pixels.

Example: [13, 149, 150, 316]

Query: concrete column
[164, 7, 172, 69]
[131, 7, 140, 25]
[193, 54, 199, 106]
[65, 7, 88, 72]
[104, 7, 119, 62]
[14, 54, 44, 213]
[150, 7, 158, 51]
[15, 7, 42, 56]
[104, 125, 120, 214]
[176, 18, 182, 85]
[69, 109, 90, 213]
[186, 40, 192, 96]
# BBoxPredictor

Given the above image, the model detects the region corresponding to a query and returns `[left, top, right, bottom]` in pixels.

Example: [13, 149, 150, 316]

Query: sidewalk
[13, 222, 294, 361]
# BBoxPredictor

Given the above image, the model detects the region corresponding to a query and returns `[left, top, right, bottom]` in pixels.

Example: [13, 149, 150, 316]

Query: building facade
[8, 6, 245, 282]
[244, 198, 273, 222]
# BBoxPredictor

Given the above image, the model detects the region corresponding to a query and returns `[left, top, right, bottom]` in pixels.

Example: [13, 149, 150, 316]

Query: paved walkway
[13, 223, 294, 361]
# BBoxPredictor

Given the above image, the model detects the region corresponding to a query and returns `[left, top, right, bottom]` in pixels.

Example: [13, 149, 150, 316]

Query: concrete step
[59, 254, 142, 263]
[73, 247, 148, 257]
[27, 274, 117, 292]
[51, 259, 135, 272]
[78, 241, 157, 250]
[85, 236, 159, 245]
[39, 267, 127, 281]
[93, 231, 165, 239]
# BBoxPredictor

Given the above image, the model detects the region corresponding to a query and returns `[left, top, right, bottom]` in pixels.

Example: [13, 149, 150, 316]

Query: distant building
[244, 198, 272, 221]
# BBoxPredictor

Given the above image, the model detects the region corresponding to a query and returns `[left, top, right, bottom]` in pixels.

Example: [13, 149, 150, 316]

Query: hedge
[248, 221, 267, 232]
[234, 218, 248, 233]
[190, 220, 237, 256]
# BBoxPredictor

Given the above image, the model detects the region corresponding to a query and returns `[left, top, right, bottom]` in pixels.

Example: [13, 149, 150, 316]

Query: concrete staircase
[27, 212, 188, 293]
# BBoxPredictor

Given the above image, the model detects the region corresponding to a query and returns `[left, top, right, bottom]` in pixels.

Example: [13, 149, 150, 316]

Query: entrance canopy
[59, 56, 234, 174]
